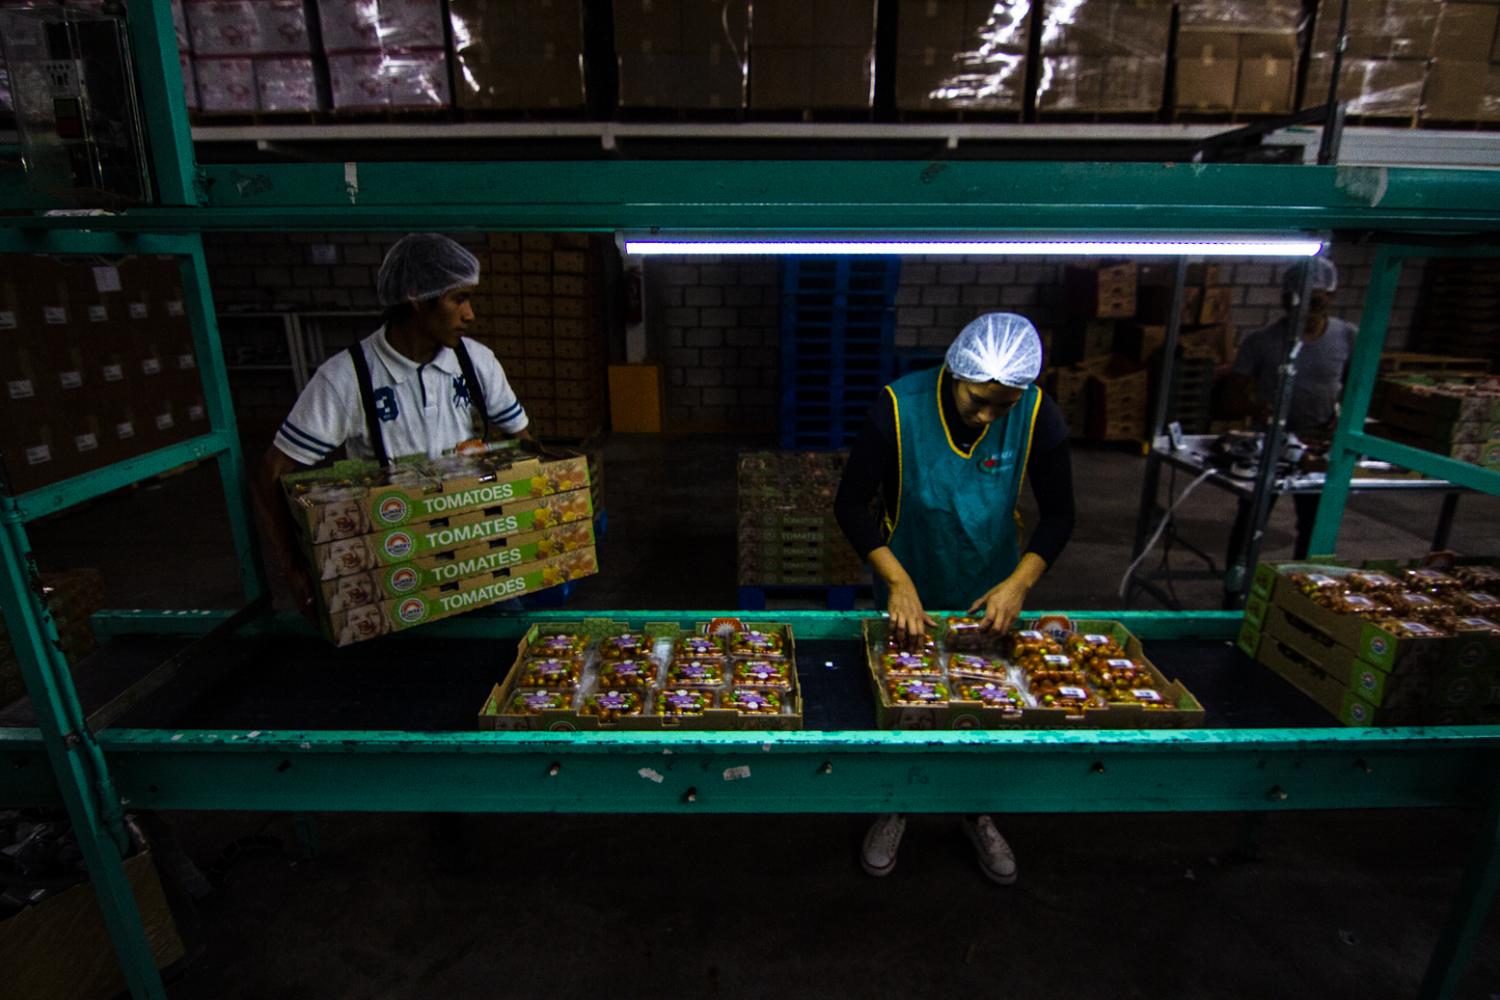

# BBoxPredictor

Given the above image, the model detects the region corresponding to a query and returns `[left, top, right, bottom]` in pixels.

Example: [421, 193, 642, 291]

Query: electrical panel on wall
[0, 4, 151, 206]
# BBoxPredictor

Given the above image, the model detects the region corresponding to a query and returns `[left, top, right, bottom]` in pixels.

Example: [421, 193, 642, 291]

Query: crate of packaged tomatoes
[865, 615, 1205, 730]
[479, 617, 802, 731]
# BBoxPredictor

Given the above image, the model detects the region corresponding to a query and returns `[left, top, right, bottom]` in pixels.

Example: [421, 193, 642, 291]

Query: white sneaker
[861, 813, 907, 877]
[964, 816, 1018, 885]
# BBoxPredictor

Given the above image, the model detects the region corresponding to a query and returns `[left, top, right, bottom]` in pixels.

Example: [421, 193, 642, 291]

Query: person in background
[1223, 258, 1356, 560]
[835, 313, 1076, 885]
[252, 233, 532, 617]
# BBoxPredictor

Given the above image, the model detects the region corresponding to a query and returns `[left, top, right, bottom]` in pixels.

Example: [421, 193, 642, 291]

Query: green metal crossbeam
[1345, 432, 1500, 496]
[0, 230, 202, 255]
[5, 161, 1500, 234]
[5, 432, 234, 524]
[64, 726, 1500, 814]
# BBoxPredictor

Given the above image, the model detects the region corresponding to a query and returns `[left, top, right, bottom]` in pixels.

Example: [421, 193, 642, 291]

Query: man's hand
[887, 579, 937, 647]
[969, 576, 1030, 634]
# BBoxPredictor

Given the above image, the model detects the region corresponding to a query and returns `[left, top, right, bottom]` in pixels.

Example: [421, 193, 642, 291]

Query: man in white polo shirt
[253, 233, 532, 615]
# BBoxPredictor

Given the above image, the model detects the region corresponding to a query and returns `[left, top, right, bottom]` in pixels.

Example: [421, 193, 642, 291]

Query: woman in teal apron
[835, 313, 1077, 884]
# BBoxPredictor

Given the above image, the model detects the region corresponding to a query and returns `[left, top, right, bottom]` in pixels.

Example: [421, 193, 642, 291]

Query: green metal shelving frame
[2, 3, 1500, 997]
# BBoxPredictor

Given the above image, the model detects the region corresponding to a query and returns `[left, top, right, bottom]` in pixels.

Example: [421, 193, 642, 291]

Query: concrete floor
[16, 434, 1500, 998]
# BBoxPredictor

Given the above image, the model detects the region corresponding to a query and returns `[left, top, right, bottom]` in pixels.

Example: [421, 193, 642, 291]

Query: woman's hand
[887, 579, 938, 647]
[969, 576, 1030, 634]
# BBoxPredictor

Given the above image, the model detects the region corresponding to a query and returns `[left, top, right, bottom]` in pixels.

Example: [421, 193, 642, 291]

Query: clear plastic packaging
[1451, 616, 1500, 637]
[731, 659, 792, 690]
[193, 56, 257, 113]
[1369, 618, 1451, 640]
[529, 633, 589, 658]
[1347, 570, 1403, 594]
[676, 635, 724, 659]
[449, 0, 586, 111]
[724, 687, 782, 715]
[1087, 656, 1153, 697]
[599, 632, 651, 660]
[666, 657, 725, 689]
[1449, 591, 1500, 616]
[656, 688, 710, 716]
[507, 688, 570, 715]
[1286, 570, 1348, 598]
[883, 651, 938, 677]
[518, 658, 580, 689]
[1403, 568, 1463, 595]
[1037, 0, 1170, 113]
[942, 616, 989, 651]
[1030, 678, 1105, 710]
[255, 56, 318, 112]
[581, 689, 644, 721]
[1388, 591, 1454, 621]
[1454, 565, 1500, 593]
[947, 653, 1009, 681]
[1008, 629, 1063, 659]
[729, 629, 785, 658]
[953, 679, 1024, 710]
[1066, 632, 1126, 664]
[1312, 591, 1391, 617]
[887, 677, 949, 705]
[598, 658, 657, 689]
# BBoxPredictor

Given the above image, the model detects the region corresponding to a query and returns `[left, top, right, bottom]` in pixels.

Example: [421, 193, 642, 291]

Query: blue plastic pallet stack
[779, 257, 901, 449]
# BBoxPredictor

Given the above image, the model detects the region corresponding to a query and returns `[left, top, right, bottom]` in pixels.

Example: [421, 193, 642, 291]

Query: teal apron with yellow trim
[878, 367, 1041, 611]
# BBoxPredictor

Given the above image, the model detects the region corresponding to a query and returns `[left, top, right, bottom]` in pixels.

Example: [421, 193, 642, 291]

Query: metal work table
[1127, 434, 1466, 610]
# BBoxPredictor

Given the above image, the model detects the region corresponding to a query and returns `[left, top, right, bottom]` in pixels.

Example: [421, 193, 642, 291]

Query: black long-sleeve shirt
[834, 369, 1076, 566]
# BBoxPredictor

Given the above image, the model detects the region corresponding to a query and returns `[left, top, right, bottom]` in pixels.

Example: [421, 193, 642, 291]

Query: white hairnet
[376, 233, 481, 308]
[1282, 257, 1338, 297]
[945, 313, 1043, 387]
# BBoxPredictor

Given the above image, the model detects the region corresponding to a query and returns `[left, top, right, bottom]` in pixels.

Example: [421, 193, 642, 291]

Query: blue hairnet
[1282, 257, 1338, 297]
[945, 313, 1044, 387]
[376, 234, 481, 307]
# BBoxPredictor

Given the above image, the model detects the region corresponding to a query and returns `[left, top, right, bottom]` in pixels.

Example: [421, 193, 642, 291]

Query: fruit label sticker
[1344, 595, 1378, 610]
[1017, 630, 1044, 640]
[43, 306, 67, 325]
[1083, 634, 1110, 644]
[92, 265, 121, 292]
[1044, 654, 1071, 666]
[25, 445, 51, 465]
[1106, 658, 1134, 669]
[141, 358, 162, 375]
[177, 354, 196, 370]
[188, 405, 205, 421]
[59, 371, 83, 390]
[1131, 689, 1162, 701]
[0, 310, 14, 329]
[88, 305, 108, 322]
[116, 422, 135, 439]
[1307, 573, 1336, 586]
[129, 302, 148, 319]
[155, 412, 175, 430]
[167, 299, 185, 316]
[75, 433, 98, 453]
[102, 364, 123, 382]
[8, 379, 34, 399]
[1058, 686, 1088, 700]
[1399, 621, 1440, 637]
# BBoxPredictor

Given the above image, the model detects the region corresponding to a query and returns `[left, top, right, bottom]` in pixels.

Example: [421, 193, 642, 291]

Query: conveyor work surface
[0, 635, 1335, 733]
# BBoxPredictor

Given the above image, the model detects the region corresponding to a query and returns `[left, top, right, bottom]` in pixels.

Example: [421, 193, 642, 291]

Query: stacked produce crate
[896, 0, 1030, 113]
[1370, 374, 1500, 470]
[613, 0, 747, 110]
[737, 452, 865, 588]
[1240, 560, 1500, 726]
[0, 569, 103, 707]
[0, 255, 205, 495]
[283, 448, 597, 645]
[1173, 0, 1302, 115]
[450, 0, 585, 111]
[469, 233, 609, 440]
[1036, 0, 1170, 114]
[480, 619, 802, 730]
[1420, 2, 1500, 123]
[1050, 263, 1146, 442]
[865, 614, 1204, 729]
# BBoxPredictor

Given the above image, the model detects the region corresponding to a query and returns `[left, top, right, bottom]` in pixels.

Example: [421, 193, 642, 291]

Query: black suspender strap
[453, 338, 491, 440]
[347, 344, 390, 467]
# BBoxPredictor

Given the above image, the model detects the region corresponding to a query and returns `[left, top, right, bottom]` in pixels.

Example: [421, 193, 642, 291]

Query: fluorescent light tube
[622, 238, 1324, 257]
